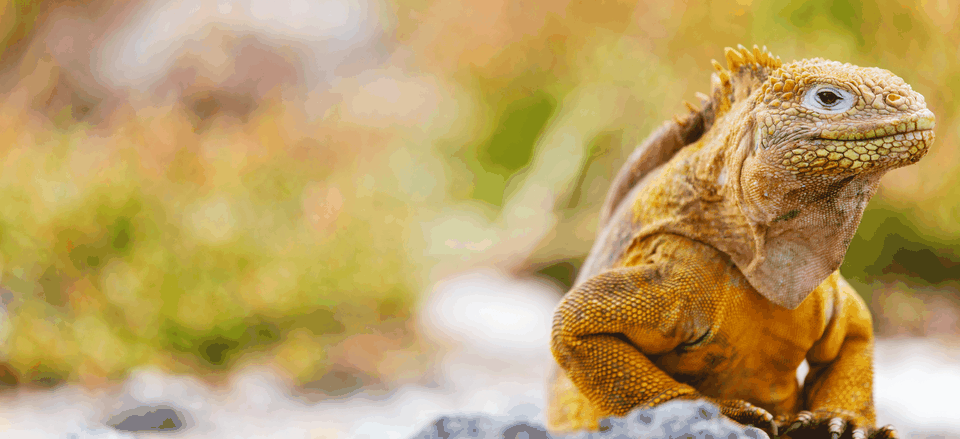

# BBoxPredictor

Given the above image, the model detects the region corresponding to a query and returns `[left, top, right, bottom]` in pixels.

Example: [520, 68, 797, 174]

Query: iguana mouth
[781, 126, 934, 175]
[815, 111, 935, 141]
[814, 127, 934, 145]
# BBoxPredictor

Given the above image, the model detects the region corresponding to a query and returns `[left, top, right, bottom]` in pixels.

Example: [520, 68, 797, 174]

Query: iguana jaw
[763, 108, 936, 177]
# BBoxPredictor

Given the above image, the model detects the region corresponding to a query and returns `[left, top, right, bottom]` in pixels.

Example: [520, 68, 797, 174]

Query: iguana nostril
[885, 94, 902, 105]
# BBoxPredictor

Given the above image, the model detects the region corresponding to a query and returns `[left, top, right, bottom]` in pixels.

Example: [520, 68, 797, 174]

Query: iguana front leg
[781, 285, 896, 439]
[551, 264, 777, 435]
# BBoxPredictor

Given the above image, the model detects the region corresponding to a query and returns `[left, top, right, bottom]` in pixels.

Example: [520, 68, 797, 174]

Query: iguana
[548, 45, 935, 439]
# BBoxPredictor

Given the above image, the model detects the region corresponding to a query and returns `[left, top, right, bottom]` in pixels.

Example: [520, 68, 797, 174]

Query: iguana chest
[613, 233, 836, 416]
[657, 276, 834, 415]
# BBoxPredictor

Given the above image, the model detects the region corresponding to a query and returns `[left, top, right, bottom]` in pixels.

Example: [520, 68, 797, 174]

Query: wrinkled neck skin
[669, 100, 880, 309]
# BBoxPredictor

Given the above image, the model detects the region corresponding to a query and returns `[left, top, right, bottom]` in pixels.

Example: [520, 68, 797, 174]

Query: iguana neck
[632, 102, 875, 309]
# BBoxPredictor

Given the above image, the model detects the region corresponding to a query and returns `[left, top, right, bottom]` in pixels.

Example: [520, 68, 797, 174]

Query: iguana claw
[874, 425, 899, 439]
[777, 411, 898, 439]
[711, 399, 777, 437]
[829, 417, 845, 439]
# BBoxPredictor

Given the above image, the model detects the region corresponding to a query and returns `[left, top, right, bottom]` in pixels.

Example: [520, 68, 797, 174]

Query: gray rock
[410, 400, 769, 439]
[107, 405, 187, 432]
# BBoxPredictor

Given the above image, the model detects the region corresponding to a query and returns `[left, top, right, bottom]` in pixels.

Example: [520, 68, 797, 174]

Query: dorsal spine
[675, 45, 783, 130]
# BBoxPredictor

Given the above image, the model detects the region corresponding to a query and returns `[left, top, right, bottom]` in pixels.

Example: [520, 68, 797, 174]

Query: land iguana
[548, 45, 935, 439]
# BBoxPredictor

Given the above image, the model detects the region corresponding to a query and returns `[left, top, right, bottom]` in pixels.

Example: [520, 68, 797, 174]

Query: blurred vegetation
[0, 0, 957, 391]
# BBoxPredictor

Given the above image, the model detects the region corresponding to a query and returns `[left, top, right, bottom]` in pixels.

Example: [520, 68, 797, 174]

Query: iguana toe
[828, 417, 845, 439]
[781, 410, 813, 436]
[713, 399, 777, 437]
[871, 425, 898, 439]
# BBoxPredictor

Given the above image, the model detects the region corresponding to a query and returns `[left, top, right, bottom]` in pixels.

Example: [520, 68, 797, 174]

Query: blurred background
[0, 0, 957, 437]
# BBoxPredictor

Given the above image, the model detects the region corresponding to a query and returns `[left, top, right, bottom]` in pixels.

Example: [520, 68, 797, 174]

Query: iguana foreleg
[780, 285, 897, 439]
[552, 262, 777, 435]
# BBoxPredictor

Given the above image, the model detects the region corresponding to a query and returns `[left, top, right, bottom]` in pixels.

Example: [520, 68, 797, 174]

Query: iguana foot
[711, 399, 778, 437]
[779, 410, 898, 439]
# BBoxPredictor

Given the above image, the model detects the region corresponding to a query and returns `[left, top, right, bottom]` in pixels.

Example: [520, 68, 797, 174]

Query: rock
[107, 405, 187, 432]
[410, 400, 769, 439]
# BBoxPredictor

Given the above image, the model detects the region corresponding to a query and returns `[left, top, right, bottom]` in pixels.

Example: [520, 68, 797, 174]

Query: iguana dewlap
[549, 46, 935, 439]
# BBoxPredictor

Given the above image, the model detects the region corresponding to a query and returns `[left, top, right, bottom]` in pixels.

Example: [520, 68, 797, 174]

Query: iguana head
[749, 57, 935, 178]
[685, 46, 936, 309]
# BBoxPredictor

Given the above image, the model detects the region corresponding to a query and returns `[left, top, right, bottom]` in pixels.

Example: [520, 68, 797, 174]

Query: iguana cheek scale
[549, 45, 935, 439]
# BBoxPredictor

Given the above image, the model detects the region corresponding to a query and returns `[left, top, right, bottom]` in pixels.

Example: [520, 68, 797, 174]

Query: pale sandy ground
[0, 271, 957, 439]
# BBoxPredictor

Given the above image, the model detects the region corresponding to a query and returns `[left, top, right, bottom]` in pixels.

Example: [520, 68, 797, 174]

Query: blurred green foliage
[843, 204, 960, 301]
[0, 87, 422, 388]
[471, 93, 557, 206]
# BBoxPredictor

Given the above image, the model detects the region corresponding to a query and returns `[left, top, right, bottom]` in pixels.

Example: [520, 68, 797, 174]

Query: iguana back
[598, 46, 783, 229]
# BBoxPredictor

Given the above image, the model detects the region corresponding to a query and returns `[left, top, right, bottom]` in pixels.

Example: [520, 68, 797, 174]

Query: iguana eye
[817, 91, 840, 105]
[801, 85, 856, 114]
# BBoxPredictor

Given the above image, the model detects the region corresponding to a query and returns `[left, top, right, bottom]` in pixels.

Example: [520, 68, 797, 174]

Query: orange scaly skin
[549, 46, 935, 439]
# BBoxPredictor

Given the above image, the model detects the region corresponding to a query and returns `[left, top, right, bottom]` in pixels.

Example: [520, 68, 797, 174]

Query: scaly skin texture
[549, 46, 936, 439]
